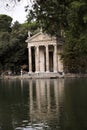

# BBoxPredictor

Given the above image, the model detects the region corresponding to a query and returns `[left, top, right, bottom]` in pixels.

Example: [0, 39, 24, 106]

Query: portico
[26, 31, 63, 76]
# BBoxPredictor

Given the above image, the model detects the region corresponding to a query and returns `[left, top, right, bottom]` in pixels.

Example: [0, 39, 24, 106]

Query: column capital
[29, 46, 31, 50]
[45, 44, 49, 47]
[35, 45, 39, 48]
[54, 44, 57, 47]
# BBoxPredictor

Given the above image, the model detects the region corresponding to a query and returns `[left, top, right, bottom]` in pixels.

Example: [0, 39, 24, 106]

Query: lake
[0, 78, 87, 130]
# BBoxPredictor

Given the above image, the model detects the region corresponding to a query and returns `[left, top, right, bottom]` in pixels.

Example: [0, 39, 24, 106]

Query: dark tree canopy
[0, 14, 12, 32]
[28, 0, 87, 36]
[0, 14, 39, 74]
[27, 0, 87, 73]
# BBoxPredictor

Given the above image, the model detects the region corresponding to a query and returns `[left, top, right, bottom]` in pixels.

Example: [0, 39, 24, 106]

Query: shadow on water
[0, 78, 87, 130]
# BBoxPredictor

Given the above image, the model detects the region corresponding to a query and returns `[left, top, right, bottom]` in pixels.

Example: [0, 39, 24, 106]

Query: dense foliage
[63, 0, 87, 73]
[1, 0, 87, 73]
[28, 0, 87, 73]
[0, 14, 39, 74]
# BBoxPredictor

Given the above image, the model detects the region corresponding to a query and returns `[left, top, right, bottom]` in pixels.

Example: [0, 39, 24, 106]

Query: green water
[0, 78, 87, 130]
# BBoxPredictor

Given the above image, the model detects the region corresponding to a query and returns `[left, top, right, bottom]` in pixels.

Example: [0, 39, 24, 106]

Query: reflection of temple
[29, 79, 64, 123]
[26, 31, 63, 77]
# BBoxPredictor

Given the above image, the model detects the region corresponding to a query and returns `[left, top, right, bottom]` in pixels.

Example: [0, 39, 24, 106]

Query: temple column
[54, 45, 58, 72]
[46, 45, 49, 72]
[35, 46, 40, 72]
[28, 46, 32, 73]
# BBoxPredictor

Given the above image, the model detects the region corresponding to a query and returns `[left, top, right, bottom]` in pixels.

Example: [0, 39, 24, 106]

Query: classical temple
[26, 31, 64, 78]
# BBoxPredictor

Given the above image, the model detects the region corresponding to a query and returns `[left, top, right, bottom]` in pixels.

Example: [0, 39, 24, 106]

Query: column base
[35, 71, 40, 73]
[46, 71, 50, 73]
[28, 71, 32, 74]
[54, 71, 58, 73]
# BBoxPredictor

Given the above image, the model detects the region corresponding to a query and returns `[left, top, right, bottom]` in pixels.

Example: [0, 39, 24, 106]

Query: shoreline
[1, 73, 87, 80]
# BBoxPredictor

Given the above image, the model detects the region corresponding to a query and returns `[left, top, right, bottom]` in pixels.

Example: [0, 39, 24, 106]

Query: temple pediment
[26, 32, 56, 43]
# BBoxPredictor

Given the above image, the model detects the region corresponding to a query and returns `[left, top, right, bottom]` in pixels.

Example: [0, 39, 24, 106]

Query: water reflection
[0, 79, 64, 130]
[28, 79, 64, 130]
[2, 78, 87, 130]
[1, 78, 87, 130]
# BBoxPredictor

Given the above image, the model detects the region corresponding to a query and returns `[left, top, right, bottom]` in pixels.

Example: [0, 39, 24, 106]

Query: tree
[28, 0, 68, 36]
[28, 0, 87, 73]
[6, 21, 28, 73]
[62, 1, 87, 73]
[0, 15, 12, 72]
[0, 14, 12, 32]
[0, 15, 28, 73]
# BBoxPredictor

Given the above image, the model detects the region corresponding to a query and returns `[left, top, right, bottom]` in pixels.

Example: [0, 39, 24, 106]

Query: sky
[0, 0, 32, 23]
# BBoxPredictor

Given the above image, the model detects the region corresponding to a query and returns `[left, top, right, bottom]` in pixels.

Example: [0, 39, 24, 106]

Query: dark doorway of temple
[32, 47, 35, 72]
[49, 52, 53, 72]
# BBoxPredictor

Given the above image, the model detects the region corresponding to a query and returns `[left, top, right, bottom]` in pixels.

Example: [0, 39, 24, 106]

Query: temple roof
[26, 31, 56, 43]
